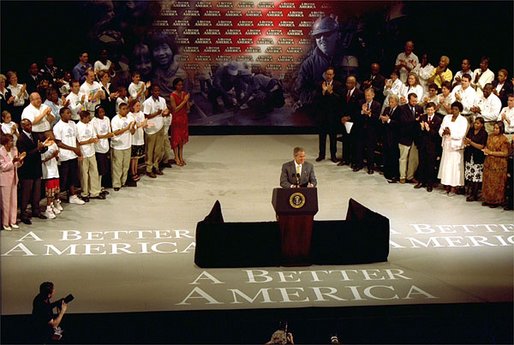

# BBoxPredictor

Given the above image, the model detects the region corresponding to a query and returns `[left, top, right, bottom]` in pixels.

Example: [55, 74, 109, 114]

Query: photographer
[265, 329, 294, 345]
[31, 281, 69, 342]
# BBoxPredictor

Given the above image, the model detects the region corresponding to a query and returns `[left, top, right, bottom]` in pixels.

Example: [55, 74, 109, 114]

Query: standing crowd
[0, 52, 190, 230]
[314, 41, 513, 209]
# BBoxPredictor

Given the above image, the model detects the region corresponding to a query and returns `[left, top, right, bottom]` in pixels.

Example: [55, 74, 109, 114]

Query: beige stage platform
[1, 135, 513, 315]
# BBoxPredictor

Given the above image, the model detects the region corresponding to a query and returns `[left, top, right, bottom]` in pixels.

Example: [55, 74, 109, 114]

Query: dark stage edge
[2, 302, 512, 344]
[189, 125, 318, 136]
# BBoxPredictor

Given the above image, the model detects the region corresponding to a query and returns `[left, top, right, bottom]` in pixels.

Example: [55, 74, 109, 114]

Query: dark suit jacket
[280, 160, 317, 188]
[316, 80, 344, 130]
[341, 88, 364, 122]
[24, 74, 41, 95]
[0, 88, 13, 114]
[361, 73, 386, 102]
[417, 114, 442, 154]
[16, 131, 46, 179]
[381, 106, 400, 147]
[492, 80, 513, 107]
[393, 104, 423, 146]
[356, 99, 381, 129]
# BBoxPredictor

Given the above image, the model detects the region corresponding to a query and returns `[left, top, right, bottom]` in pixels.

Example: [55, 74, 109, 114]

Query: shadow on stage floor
[2, 302, 512, 344]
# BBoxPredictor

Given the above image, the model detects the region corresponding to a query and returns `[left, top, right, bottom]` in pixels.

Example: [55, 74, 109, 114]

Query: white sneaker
[43, 207, 56, 219]
[54, 200, 63, 211]
[10, 224, 19, 229]
[3, 225, 12, 231]
[51, 204, 61, 214]
[69, 195, 85, 205]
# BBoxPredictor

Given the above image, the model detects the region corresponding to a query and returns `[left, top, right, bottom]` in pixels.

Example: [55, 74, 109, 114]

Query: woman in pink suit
[0, 134, 25, 230]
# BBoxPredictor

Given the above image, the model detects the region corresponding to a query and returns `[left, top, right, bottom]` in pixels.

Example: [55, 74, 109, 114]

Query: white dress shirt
[474, 93, 502, 122]
[450, 85, 476, 114]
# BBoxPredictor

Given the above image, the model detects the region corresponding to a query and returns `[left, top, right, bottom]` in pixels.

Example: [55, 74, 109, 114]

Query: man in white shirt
[450, 74, 476, 124]
[452, 58, 475, 87]
[500, 94, 514, 140]
[77, 110, 104, 201]
[143, 85, 169, 178]
[66, 81, 85, 122]
[21, 92, 54, 141]
[79, 69, 105, 117]
[110, 103, 135, 190]
[471, 83, 502, 134]
[394, 41, 418, 84]
[53, 107, 85, 205]
[472, 56, 495, 98]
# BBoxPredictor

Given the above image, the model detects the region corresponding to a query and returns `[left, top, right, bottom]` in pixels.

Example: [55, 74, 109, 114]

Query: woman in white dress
[438, 101, 469, 195]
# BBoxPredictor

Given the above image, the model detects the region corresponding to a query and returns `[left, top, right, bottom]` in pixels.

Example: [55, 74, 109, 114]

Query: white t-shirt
[76, 121, 97, 158]
[91, 117, 111, 154]
[41, 142, 59, 179]
[129, 111, 145, 146]
[1, 122, 18, 146]
[66, 91, 85, 121]
[21, 103, 52, 132]
[128, 81, 147, 103]
[80, 81, 103, 112]
[142, 96, 166, 134]
[94, 60, 112, 74]
[53, 120, 78, 161]
[111, 114, 133, 150]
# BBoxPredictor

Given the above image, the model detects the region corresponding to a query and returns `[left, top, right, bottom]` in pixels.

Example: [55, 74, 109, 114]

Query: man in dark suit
[395, 93, 423, 183]
[379, 95, 401, 183]
[25, 63, 42, 95]
[16, 118, 48, 224]
[316, 67, 343, 163]
[354, 88, 382, 174]
[338, 75, 363, 167]
[360, 63, 386, 104]
[280, 147, 317, 188]
[415, 102, 442, 192]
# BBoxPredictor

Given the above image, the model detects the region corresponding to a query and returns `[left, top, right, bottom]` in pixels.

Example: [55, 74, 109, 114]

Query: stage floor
[1, 135, 513, 315]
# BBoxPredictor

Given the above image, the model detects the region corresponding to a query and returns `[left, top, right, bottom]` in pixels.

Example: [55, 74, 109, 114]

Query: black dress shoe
[406, 178, 419, 184]
[21, 218, 32, 225]
[114, 187, 120, 191]
[315, 156, 324, 162]
[337, 161, 349, 166]
[146, 172, 157, 178]
[387, 179, 397, 184]
[91, 194, 106, 200]
[352, 166, 362, 172]
[367, 168, 374, 175]
[330, 157, 339, 163]
[427, 186, 433, 192]
[414, 182, 424, 189]
[34, 214, 47, 220]
[154, 169, 164, 175]
[100, 190, 109, 196]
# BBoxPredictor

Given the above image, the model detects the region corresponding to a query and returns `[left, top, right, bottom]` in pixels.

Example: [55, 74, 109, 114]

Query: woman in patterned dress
[463, 117, 488, 201]
[482, 121, 510, 207]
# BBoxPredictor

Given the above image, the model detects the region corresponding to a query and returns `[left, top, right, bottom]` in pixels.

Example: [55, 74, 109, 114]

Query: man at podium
[280, 147, 317, 188]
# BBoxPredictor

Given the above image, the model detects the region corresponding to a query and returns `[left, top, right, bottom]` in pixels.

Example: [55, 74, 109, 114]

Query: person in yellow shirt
[428, 56, 453, 89]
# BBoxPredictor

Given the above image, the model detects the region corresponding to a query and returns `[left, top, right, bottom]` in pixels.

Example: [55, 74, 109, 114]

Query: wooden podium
[272, 188, 318, 266]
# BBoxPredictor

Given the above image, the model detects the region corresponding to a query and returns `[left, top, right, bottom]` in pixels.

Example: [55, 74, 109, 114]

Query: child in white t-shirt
[128, 72, 151, 104]
[115, 86, 130, 114]
[1, 110, 19, 146]
[128, 100, 148, 181]
[41, 131, 62, 219]
[92, 105, 114, 192]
